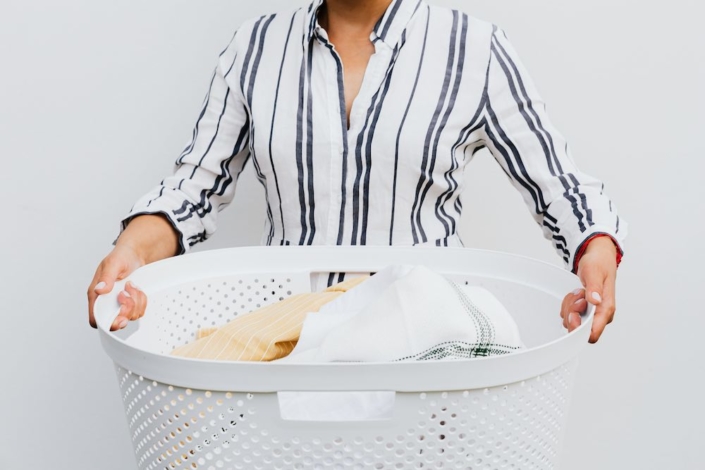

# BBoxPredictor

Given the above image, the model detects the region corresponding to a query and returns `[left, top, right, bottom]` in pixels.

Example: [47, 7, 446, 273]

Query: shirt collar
[303, 0, 422, 49]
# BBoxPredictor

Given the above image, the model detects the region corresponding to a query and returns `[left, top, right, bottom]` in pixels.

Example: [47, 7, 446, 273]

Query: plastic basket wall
[95, 247, 592, 470]
[117, 359, 578, 470]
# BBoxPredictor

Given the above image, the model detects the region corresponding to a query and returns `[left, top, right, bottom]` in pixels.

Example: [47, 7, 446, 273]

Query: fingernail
[118, 318, 128, 329]
[574, 298, 583, 304]
[569, 312, 578, 326]
[591, 291, 602, 303]
[122, 290, 131, 298]
[95, 281, 106, 291]
[572, 288, 582, 295]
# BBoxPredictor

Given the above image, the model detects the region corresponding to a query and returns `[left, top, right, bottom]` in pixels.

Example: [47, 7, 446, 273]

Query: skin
[560, 236, 619, 343]
[87, 0, 620, 343]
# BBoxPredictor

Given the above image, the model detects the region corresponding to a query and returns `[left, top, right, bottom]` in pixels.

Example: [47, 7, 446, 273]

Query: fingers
[124, 282, 147, 320]
[110, 282, 148, 331]
[580, 259, 617, 344]
[111, 290, 134, 330]
[87, 272, 101, 328]
[573, 239, 619, 343]
[88, 245, 146, 329]
[88, 257, 126, 328]
[560, 288, 586, 332]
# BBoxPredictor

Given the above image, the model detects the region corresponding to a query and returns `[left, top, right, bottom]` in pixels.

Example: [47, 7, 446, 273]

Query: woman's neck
[319, 0, 394, 40]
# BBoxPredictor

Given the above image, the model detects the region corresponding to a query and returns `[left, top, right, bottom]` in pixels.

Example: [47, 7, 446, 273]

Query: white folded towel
[280, 265, 524, 364]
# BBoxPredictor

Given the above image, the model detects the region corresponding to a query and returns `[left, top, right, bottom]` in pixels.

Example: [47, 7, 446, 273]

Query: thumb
[580, 266, 605, 308]
[585, 284, 604, 307]
[89, 259, 127, 325]
[94, 259, 127, 295]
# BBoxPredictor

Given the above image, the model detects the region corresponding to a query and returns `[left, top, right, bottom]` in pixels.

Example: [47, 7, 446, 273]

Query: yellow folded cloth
[170, 275, 368, 361]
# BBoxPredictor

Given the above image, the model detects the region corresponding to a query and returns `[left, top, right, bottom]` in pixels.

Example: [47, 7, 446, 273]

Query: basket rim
[95, 246, 594, 392]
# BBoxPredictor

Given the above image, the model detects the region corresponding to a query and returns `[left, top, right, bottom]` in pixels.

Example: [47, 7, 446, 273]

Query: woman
[87, 0, 626, 343]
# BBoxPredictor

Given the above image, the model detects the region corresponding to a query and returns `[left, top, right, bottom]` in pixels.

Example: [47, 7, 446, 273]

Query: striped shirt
[124, 0, 626, 278]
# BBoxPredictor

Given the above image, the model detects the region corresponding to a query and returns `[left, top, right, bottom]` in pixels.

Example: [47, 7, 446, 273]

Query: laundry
[169, 275, 369, 361]
[279, 265, 524, 363]
[275, 265, 525, 422]
[171, 265, 524, 363]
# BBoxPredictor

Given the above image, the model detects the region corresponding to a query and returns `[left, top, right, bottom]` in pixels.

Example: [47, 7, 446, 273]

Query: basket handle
[93, 279, 128, 332]
[277, 391, 396, 422]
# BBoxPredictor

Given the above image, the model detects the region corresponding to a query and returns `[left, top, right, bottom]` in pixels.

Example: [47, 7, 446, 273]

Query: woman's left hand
[560, 236, 619, 343]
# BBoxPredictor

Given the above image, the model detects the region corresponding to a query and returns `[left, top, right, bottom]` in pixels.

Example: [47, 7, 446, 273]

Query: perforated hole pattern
[114, 274, 580, 469]
[150, 274, 305, 354]
[116, 358, 578, 470]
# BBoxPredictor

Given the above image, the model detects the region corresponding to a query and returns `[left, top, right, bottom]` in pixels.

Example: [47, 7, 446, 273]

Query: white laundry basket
[94, 246, 594, 470]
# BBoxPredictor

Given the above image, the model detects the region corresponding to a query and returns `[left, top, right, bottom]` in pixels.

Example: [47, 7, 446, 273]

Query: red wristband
[573, 233, 623, 273]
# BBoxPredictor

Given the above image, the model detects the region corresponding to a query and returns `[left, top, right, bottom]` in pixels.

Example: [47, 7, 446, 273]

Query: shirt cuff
[116, 190, 212, 256]
[115, 210, 187, 256]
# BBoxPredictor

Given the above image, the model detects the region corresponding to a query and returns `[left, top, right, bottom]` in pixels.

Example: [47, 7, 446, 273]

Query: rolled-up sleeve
[480, 27, 626, 271]
[121, 34, 251, 254]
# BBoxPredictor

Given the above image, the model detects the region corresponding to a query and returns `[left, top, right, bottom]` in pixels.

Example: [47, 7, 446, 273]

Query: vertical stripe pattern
[123, 0, 626, 273]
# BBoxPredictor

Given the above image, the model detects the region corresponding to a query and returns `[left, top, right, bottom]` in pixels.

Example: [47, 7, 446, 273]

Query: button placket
[318, 39, 347, 246]
[346, 43, 392, 136]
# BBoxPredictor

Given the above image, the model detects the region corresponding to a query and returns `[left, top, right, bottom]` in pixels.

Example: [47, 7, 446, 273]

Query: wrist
[113, 237, 149, 267]
[573, 232, 623, 273]
[584, 236, 617, 256]
[117, 214, 180, 265]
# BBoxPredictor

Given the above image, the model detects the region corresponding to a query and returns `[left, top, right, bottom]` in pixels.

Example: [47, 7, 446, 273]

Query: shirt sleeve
[120, 35, 251, 254]
[479, 27, 627, 271]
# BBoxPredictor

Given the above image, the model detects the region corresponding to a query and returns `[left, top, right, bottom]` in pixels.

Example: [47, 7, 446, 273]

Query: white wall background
[1, 0, 703, 468]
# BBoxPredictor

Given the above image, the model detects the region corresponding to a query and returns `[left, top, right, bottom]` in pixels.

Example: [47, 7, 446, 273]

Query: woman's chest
[237, 34, 488, 182]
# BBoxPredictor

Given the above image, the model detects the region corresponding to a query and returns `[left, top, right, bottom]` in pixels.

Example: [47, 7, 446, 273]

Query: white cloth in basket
[280, 265, 525, 363]
[277, 265, 524, 421]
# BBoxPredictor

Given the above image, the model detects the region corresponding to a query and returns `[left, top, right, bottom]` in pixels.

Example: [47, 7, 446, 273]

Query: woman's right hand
[87, 244, 148, 331]
[88, 214, 180, 330]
